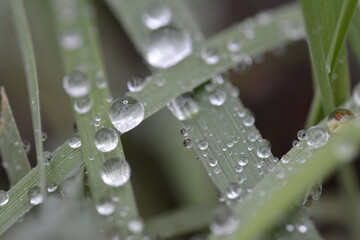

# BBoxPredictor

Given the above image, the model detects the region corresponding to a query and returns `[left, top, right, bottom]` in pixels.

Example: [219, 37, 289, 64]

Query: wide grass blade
[0, 88, 31, 186]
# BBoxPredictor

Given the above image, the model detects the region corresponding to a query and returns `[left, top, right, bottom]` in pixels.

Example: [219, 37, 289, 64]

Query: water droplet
[63, 69, 90, 98]
[22, 139, 31, 154]
[285, 224, 295, 232]
[95, 198, 115, 216]
[352, 84, 360, 106]
[74, 96, 93, 114]
[180, 128, 188, 137]
[94, 128, 119, 152]
[127, 218, 144, 233]
[0, 190, 9, 206]
[226, 182, 241, 199]
[297, 224, 308, 233]
[210, 206, 239, 236]
[257, 145, 271, 158]
[144, 26, 192, 68]
[28, 186, 43, 205]
[142, 2, 172, 30]
[109, 96, 144, 134]
[209, 159, 218, 167]
[238, 157, 248, 166]
[47, 182, 58, 192]
[303, 181, 322, 207]
[127, 76, 146, 92]
[227, 38, 243, 52]
[41, 132, 47, 142]
[327, 108, 354, 133]
[101, 157, 131, 187]
[243, 115, 255, 127]
[60, 31, 83, 51]
[44, 151, 53, 165]
[167, 92, 199, 120]
[209, 90, 227, 106]
[68, 135, 81, 148]
[297, 129, 307, 141]
[292, 140, 299, 147]
[306, 126, 329, 148]
[281, 154, 290, 164]
[198, 140, 208, 150]
[201, 47, 219, 65]
[183, 139, 192, 148]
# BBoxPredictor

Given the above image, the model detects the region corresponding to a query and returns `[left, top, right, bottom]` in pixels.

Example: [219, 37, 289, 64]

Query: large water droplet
[209, 90, 227, 106]
[109, 96, 144, 134]
[167, 92, 199, 120]
[201, 47, 219, 65]
[144, 26, 192, 69]
[28, 186, 43, 205]
[327, 108, 354, 133]
[306, 126, 329, 148]
[0, 190, 9, 206]
[210, 206, 239, 236]
[63, 69, 90, 98]
[94, 128, 119, 152]
[142, 2, 172, 30]
[68, 135, 81, 148]
[101, 157, 131, 187]
[74, 96, 93, 114]
[96, 198, 115, 216]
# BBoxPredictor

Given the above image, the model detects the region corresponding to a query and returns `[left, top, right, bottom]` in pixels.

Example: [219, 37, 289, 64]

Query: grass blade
[0, 142, 83, 235]
[52, 0, 140, 236]
[10, 0, 46, 197]
[0, 88, 31, 186]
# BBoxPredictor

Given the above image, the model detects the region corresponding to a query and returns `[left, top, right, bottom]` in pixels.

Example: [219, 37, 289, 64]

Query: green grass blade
[10, 0, 46, 197]
[0, 88, 31, 186]
[52, 0, 140, 236]
[218, 95, 360, 240]
[106, 2, 304, 119]
[349, 7, 360, 62]
[0, 142, 83, 235]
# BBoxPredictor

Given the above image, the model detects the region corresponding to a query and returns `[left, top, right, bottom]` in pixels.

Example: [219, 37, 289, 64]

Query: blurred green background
[1, 0, 360, 239]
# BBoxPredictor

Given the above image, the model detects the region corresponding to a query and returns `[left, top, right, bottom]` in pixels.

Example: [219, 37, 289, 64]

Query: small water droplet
[74, 96, 93, 114]
[41, 132, 47, 142]
[180, 128, 188, 137]
[60, 31, 83, 51]
[63, 69, 90, 98]
[226, 182, 241, 199]
[198, 140, 208, 150]
[281, 154, 290, 164]
[22, 139, 31, 154]
[210, 206, 239, 236]
[142, 2, 172, 30]
[96, 198, 115, 216]
[201, 47, 219, 65]
[257, 145, 271, 158]
[183, 139, 192, 148]
[101, 157, 131, 187]
[127, 218, 144, 233]
[238, 157, 248, 166]
[68, 135, 81, 148]
[28, 186, 43, 205]
[303, 181, 322, 207]
[94, 128, 119, 152]
[209, 159, 218, 167]
[167, 92, 199, 120]
[47, 182, 58, 192]
[144, 26, 192, 68]
[327, 108, 354, 133]
[243, 115, 255, 127]
[209, 90, 227, 106]
[0, 190, 9, 206]
[285, 224, 295, 232]
[297, 129, 307, 141]
[127, 76, 146, 92]
[227, 38, 243, 52]
[43, 151, 53, 165]
[306, 126, 329, 148]
[109, 96, 144, 134]
[297, 224, 308, 233]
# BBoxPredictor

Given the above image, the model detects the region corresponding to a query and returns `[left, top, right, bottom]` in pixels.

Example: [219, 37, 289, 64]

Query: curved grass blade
[52, 0, 140, 236]
[10, 0, 46, 197]
[0, 88, 31, 186]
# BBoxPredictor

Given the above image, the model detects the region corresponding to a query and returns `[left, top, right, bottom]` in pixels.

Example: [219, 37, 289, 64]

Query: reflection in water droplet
[327, 108, 354, 133]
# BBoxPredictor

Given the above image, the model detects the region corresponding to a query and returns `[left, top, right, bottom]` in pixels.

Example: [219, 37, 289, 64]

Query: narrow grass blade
[10, 0, 46, 196]
[218, 95, 360, 240]
[106, 1, 304, 120]
[349, 7, 360, 62]
[52, 0, 140, 236]
[0, 88, 31, 186]
[0, 142, 83, 235]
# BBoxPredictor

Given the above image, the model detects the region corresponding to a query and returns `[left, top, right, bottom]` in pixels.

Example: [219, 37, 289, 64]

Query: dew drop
[302, 181, 322, 208]
[47, 182, 58, 193]
[127, 218, 144, 233]
[167, 92, 199, 120]
[144, 26, 192, 69]
[74, 96, 93, 114]
[201, 47, 219, 65]
[227, 38, 243, 52]
[101, 157, 131, 187]
[209, 90, 227, 106]
[63, 69, 90, 98]
[60, 31, 83, 51]
[142, 2, 172, 30]
[109, 96, 144, 134]
[41, 132, 47, 142]
[0, 190, 9, 206]
[180, 128, 188, 137]
[281, 154, 290, 164]
[198, 140, 208, 150]
[285, 224, 295, 232]
[297, 224, 308, 233]
[43, 151, 53, 165]
[94, 128, 119, 152]
[22, 139, 31, 154]
[183, 139, 192, 148]
[96, 198, 115, 216]
[127, 76, 146, 92]
[226, 182, 241, 199]
[306, 126, 329, 148]
[238, 157, 248, 166]
[209, 159, 218, 167]
[297, 129, 307, 141]
[257, 145, 271, 158]
[210, 206, 239, 236]
[327, 108, 354, 133]
[28, 186, 43, 205]
[68, 135, 81, 148]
